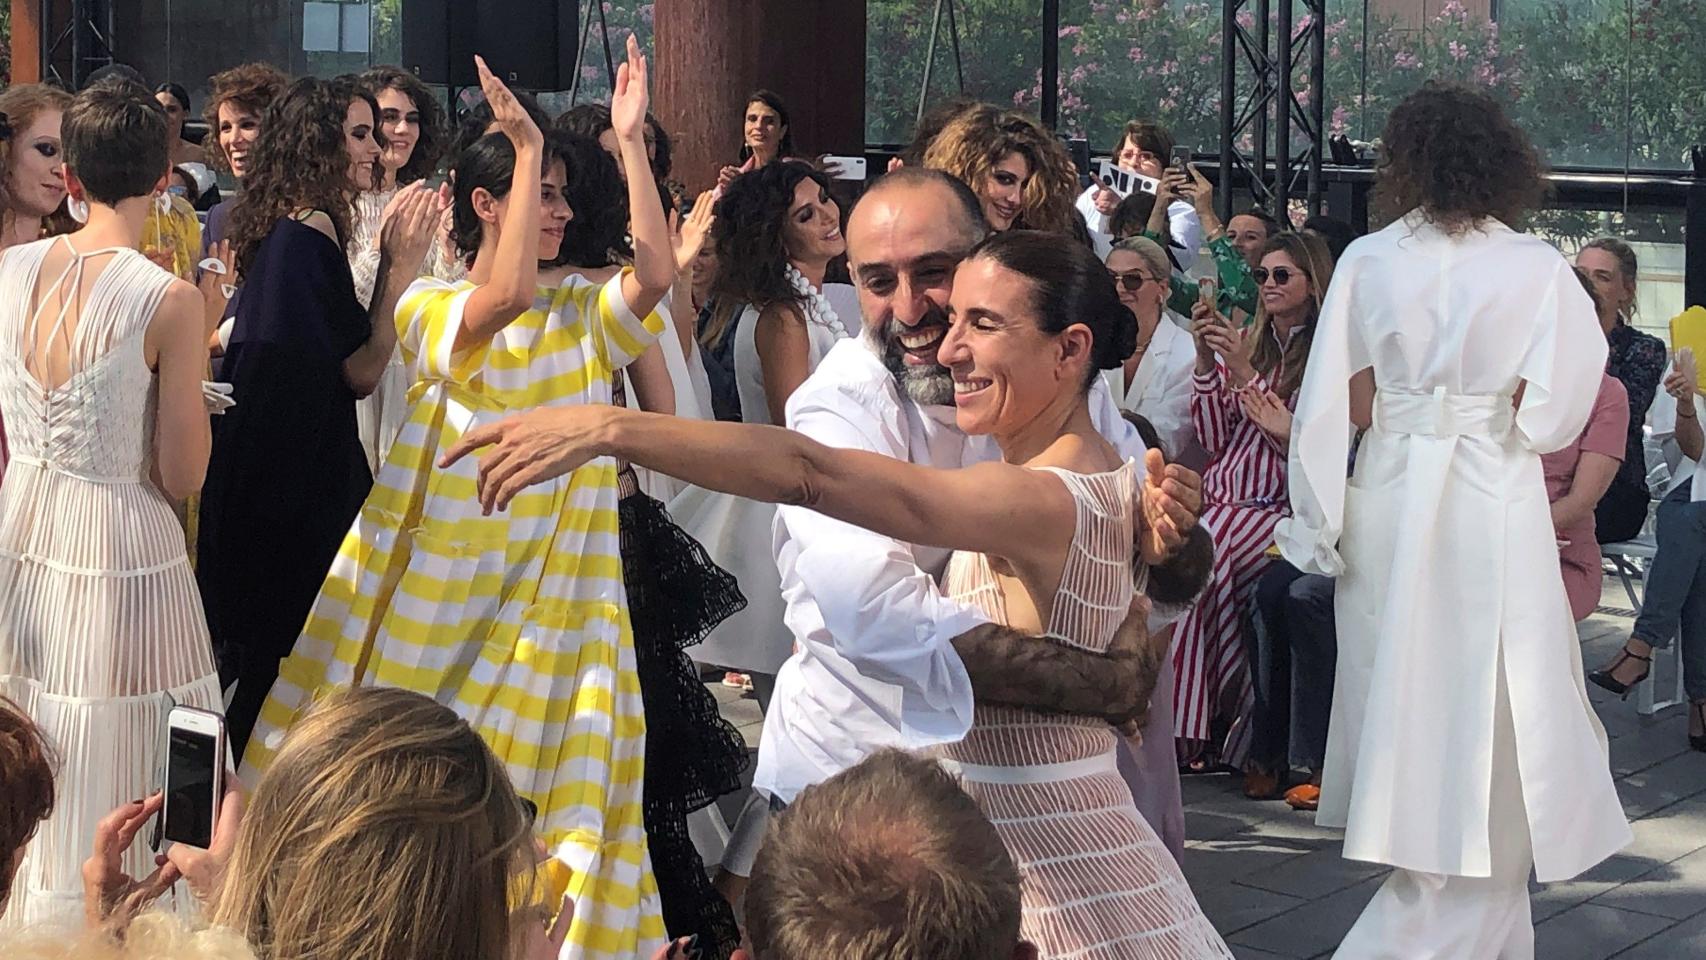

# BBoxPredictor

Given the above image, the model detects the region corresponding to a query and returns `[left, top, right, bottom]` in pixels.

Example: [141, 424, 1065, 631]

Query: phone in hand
[822, 155, 868, 182]
[160, 705, 225, 849]
[1198, 277, 1218, 310]
[1170, 145, 1193, 172]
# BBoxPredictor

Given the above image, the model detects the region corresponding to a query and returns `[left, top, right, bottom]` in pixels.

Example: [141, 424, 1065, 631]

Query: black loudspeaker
[402, 0, 577, 91]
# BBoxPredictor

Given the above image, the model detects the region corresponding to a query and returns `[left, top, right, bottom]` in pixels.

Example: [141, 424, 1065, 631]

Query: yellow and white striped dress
[242, 271, 667, 959]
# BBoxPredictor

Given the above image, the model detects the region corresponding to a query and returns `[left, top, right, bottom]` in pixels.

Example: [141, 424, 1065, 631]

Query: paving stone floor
[708, 577, 1706, 958]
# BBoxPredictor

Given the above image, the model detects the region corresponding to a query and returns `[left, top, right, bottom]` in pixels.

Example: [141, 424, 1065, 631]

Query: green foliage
[866, 0, 1705, 173]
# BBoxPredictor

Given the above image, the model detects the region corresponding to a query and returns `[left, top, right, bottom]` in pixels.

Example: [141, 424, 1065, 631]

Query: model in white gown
[674, 282, 857, 679]
[1278, 211, 1631, 956]
[0, 239, 222, 928]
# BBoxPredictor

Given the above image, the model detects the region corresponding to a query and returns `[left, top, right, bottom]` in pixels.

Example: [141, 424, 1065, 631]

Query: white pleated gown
[0, 240, 223, 929]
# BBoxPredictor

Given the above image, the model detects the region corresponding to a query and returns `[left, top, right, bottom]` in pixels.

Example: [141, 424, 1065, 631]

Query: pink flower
[1199, 53, 1215, 64]
[1158, 97, 1178, 111]
[1059, 25, 1082, 38]
[1159, 59, 1179, 76]
[1449, 40, 1468, 61]
[1236, 10, 1255, 29]
[1393, 50, 1421, 69]
[1330, 105, 1350, 136]
[1128, 46, 1146, 63]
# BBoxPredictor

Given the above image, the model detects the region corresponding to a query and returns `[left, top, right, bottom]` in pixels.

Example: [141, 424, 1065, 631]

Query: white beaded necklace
[784, 263, 848, 339]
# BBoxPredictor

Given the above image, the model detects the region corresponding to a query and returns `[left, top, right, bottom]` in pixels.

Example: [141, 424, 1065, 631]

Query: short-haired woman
[1279, 81, 1630, 952]
[1077, 118, 1204, 258]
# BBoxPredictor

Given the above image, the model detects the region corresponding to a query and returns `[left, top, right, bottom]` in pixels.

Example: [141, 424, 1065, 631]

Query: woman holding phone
[1077, 119, 1204, 258]
[1173, 231, 1336, 795]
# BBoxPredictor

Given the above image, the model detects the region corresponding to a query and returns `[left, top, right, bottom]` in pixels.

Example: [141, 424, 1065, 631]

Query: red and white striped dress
[937, 464, 1231, 960]
[1171, 362, 1292, 768]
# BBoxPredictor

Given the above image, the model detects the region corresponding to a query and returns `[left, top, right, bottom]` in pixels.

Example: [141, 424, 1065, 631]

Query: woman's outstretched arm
[442, 404, 1076, 563]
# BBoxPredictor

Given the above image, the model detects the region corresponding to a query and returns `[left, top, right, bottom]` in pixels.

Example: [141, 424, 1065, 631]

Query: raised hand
[197, 239, 234, 337]
[82, 794, 179, 930]
[475, 55, 543, 153]
[1669, 349, 1699, 401]
[1089, 172, 1121, 214]
[670, 190, 717, 274]
[379, 180, 447, 278]
[1138, 448, 1202, 566]
[610, 34, 650, 145]
[717, 153, 757, 192]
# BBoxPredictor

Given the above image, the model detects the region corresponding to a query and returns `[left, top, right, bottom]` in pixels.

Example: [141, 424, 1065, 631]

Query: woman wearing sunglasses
[1103, 236, 1197, 460]
[1172, 230, 1337, 794]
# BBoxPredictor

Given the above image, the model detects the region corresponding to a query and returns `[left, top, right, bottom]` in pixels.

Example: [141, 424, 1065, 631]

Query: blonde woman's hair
[1, 910, 258, 960]
[209, 687, 533, 960]
[1110, 236, 1172, 287]
[922, 104, 1079, 235]
[1249, 230, 1337, 400]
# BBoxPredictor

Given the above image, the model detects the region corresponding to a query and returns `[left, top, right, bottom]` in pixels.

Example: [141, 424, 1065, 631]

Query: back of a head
[1301, 214, 1360, 261]
[551, 128, 630, 268]
[900, 97, 979, 167]
[555, 102, 612, 141]
[1109, 190, 1157, 240]
[82, 62, 148, 93]
[0, 697, 55, 918]
[1374, 80, 1545, 234]
[65, 81, 169, 206]
[746, 750, 1023, 960]
[210, 687, 530, 960]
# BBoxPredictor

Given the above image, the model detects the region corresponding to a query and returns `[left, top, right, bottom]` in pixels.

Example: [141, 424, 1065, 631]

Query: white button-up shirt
[753, 335, 1148, 803]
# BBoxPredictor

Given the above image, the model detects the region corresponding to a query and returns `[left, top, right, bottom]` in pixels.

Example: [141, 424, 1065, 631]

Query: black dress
[196, 216, 373, 757]
[613, 377, 749, 960]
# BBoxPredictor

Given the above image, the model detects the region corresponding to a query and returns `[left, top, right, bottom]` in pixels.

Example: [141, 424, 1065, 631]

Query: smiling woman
[923, 103, 1078, 235]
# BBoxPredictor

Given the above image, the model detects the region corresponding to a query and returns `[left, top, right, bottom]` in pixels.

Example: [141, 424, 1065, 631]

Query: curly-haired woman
[1278, 81, 1630, 953]
[923, 103, 1078, 235]
[346, 66, 452, 472]
[673, 160, 854, 706]
[196, 75, 443, 758]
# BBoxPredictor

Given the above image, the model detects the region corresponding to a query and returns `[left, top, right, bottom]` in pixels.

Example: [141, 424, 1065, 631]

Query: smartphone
[822, 155, 868, 182]
[1198, 277, 1219, 309]
[1170, 145, 1193, 171]
[161, 705, 225, 849]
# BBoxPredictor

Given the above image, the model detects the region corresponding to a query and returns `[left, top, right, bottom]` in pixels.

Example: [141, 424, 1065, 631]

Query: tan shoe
[1284, 783, 1321, 811]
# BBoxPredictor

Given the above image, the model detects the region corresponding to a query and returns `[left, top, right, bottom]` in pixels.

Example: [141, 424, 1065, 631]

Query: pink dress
[936, 463, 1231, 960]
[1542, 373, 1630, 621]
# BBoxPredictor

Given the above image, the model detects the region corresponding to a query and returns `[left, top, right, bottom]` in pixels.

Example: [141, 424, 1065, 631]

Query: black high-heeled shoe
[1690, 702, 1706, 753]
[1587, 645, 1652, 699]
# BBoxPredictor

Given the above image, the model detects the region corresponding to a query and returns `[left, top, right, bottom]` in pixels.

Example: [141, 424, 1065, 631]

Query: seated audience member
[738, 749, 1038, 960]
[1590, 352, 1706, 751]
[1249, 562, 1339, 811]
[1225, 206, 1279, 269]
[1545, 271, 1630, 623]
[1076, 119, 1202, 257]
[1, 699, 56, 921]
[1140, 166, 1258, 319]
[1576, 237, 1664, 544]
[1103, 236, 1196, 459]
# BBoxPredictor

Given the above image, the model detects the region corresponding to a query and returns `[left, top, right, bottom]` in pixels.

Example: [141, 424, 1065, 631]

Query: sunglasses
[1252, 266, 1303, 286]
[1113, 271, 1158, 292]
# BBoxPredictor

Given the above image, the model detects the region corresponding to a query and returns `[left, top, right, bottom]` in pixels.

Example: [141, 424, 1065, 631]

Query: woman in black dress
[197, 75, 441, 757]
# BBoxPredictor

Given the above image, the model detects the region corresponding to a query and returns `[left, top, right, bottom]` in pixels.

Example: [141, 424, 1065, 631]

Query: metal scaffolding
[1217, 0, 1326, 221]
[38, 0, 114, 90]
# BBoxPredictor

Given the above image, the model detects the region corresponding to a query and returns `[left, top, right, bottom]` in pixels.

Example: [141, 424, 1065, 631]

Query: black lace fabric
[619, 484, 749, 960]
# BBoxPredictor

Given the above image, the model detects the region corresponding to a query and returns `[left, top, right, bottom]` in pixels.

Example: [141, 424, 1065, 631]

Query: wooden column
[10, 0, 46, 83]
[655, 0, 865, 193]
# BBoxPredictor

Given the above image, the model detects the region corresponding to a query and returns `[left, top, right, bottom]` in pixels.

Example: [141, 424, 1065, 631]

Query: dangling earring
[67, 195, 90, 224]
[155, 191, 172, 215]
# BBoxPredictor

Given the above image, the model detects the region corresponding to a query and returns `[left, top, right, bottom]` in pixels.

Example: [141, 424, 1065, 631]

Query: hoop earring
[67, 195, 90, 224]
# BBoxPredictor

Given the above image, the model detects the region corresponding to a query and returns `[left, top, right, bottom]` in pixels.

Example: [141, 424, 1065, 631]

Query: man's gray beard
[878, 319, 956, 406]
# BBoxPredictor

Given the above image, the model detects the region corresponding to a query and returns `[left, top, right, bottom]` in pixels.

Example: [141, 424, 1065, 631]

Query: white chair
[1601, 537, 1688, 716]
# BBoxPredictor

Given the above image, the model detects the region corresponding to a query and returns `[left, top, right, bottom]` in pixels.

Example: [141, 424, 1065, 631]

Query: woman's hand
[1088, 173, 1121, 215]
[379, 181, 447, 278]
[609, 34, 650, 146]
[475, 55, 543, 154]
[82, 794, 179, 930]
[1191, 301, 1253, 383]
[518, 894, 574, 960]
[197, 239, 234, 338]
[1137, 449, 1202, 566]
[163, 784, 245, 904]
[1665, 355, 1698, 402]
[1183, 163, 1223, 235]
[440, 406, 618, 513]
[670, 190, 717, 275]
[1242, 389, 1293, 443]
[718, 154, 758, 192]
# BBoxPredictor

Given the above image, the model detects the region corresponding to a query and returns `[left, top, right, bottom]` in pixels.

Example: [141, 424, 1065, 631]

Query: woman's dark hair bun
[1096, 300, 1139, 371]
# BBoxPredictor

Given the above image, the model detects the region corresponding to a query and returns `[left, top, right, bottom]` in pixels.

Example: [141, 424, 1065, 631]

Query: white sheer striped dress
[0, 238, 222, 929]
[936, 462, 1232, 959]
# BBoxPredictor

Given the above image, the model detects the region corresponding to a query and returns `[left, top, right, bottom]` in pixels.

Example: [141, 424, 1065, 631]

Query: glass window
[866, 0, 1043, 146]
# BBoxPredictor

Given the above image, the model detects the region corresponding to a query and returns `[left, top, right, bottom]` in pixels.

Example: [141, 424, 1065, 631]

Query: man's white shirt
[753, 335, 1147, 803]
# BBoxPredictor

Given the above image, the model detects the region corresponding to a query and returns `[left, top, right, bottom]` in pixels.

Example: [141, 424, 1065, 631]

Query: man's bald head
[851, 166, 989, 250]
[845, 168, 992, 406]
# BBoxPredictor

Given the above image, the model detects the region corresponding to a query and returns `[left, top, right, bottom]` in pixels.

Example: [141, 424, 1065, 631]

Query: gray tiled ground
[709, 576, 1706, 957]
